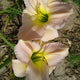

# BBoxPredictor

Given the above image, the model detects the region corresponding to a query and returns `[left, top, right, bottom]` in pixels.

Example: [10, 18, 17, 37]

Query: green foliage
[73, 0, 80, 6]
[0, 57, 11, 69]
[0, 0, 23, 28]
[68, 54, 80, 68]
[0, 33, 15, 49]
[11, 74, 25, 80]
[13, 77, 25, 80]
[62, 0, 69, 2]
[0, 3, 22, 15]
[67, 48, 80, 68]
[62, 0, 80, 7]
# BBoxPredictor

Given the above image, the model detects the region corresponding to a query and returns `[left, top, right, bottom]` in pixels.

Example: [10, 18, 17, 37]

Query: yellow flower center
[31, 51, 43, 63]
[36, 11, 48, 23]
[31, 51, 47, 68]
[34, 5, 49, 25]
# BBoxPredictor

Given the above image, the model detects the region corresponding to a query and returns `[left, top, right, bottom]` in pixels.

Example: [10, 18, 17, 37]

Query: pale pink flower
[12, 40, 69, 79]
[18, 0, 73, 42]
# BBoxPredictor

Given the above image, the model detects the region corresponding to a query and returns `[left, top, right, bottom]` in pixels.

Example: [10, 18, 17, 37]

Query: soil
[0, 0, 80, 80]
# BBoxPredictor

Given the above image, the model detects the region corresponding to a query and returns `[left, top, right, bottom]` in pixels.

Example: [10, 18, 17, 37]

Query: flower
[12, 40, 69, 79]
[18, 0, 73, 42]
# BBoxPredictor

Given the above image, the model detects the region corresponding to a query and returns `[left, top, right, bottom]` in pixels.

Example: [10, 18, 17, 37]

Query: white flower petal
[48, 1, 72, 13]
[25, 41, 40, 52]
[45, 48, 69, 67]
[26, 62, 41, 80]
[22, 10, 33, 28]
[23, 0, 48, 14]
[12, 59, 27, 77]
[48, 2, 73, 29]
[14, 40, 32, 64]
[49, 66, 56, 74]
[43, 43, 69, 66]
[43, 42, 65, 53]
[49, 12, 73, 29]
[18, 25, 46, 41]
[24, 0, 36, 15]
[48, 0, 62, 4]
[26, 62, 50, 80]
[43, 0, 48, 4]
[18, 10, 46, 41]
[41, 26, 58, 41]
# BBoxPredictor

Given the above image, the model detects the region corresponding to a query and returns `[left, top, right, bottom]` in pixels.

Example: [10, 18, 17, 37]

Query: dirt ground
[0, 0, 80, 80]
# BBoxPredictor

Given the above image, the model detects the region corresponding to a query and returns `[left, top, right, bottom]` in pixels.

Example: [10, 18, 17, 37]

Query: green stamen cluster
[38, 12, 48, 23]
[31, 51, 43, 63]
[35, 5, 49, 24]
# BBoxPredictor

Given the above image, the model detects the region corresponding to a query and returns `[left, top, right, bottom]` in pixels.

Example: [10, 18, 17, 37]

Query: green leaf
[11, 74, 25, 80]
[3, 14, 16, 31]
[0, 9, 12, 14]
[0, 3, 22, 15]
[62, 0, 69, 2]
[0, 57, 11, 69]
[73, 0, 80, 6]
[15, 0, 22, 11]
[0, 33, 15, 49]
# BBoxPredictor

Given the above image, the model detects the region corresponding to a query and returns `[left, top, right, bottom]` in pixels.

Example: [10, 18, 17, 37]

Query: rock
[50, 73, 56, 80]
[77, 67, 80, 72]
[61, 2, 80, 31]
[74, 70, 79, 74]
[0, 45, 9, 80]
[50, 61, 77, 80]
[1, 0, 13, 9]
[65, 68, 73, 77]
[54, 61, 66, 76]
[0, 67, 7, 74]
[0, 45, 7, 58]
